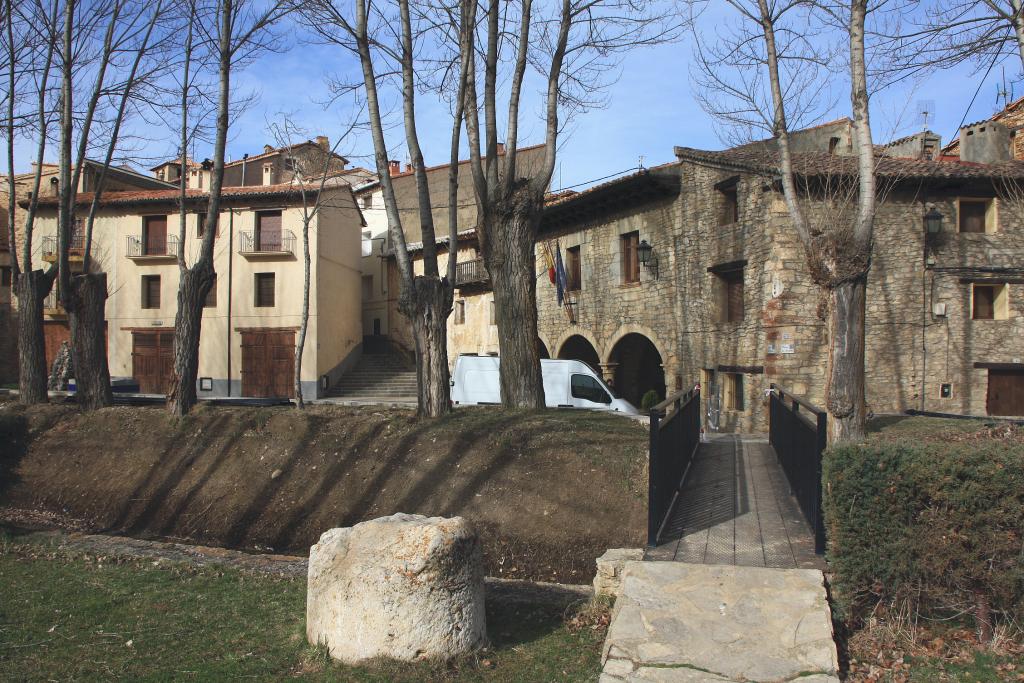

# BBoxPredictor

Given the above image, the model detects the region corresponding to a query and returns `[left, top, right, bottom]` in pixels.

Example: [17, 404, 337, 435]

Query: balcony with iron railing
[454, 257, 490, 288]
[42, 233, 85, 262]
[43, 290, 66, 317]
[239, 229, 296, 259]
[126, 234, 180, 261]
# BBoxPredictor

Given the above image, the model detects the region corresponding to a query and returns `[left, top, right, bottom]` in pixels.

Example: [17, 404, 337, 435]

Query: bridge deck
[645, 434, 823, 569]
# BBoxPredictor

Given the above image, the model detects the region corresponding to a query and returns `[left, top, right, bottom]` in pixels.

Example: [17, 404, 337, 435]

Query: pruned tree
[298, 0, 471, 417]
[267, 117, 357, 408]
[51, 0, 169, 411]
[2, 0, 60, 404]
[165, 0, 290, 416]
[690, 0, 880, 442]
[459, 0, 680, 408]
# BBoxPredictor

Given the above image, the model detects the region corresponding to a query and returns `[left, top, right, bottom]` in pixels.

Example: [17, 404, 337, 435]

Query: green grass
[873, 652, 1021, 681]
[0, 535, 606, 682]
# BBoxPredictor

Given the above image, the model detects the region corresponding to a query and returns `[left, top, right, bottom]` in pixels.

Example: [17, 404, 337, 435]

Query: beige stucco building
[28, 183, 364, 399]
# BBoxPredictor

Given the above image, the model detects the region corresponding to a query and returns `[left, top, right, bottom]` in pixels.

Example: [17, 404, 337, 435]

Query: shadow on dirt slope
[0, 403, 649, 583]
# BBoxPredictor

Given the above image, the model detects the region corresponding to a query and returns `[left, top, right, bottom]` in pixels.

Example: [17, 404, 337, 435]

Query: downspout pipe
[227, 208, 234, 395]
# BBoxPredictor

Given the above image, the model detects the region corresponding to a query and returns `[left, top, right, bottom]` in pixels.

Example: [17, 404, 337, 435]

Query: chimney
[263, 144, 273, 154]
[496, 142, 506, 155]
[959, 121, 1011, 164]
[388, 160, 401, 176]
[316, 135, 329, 150]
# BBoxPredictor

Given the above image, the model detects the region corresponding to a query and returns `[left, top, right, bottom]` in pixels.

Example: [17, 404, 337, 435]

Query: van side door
[569, 373, 613, 409]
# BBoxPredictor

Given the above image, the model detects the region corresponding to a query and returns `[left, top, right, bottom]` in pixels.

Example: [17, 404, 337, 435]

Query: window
[196, 212, 217, 238]
[204, 275, 217, 308]
[711, 264, 745, 322]
[454, 299, 466, 325]
[256, 210, 282, 251]
[255, 273, 275, 307]
[1, 266, 11, 287]
[571, 374, 611, 404]
[959, 198, 996, 233]
[828, 137, 840, 155]
[972, 282, 1008, 320]
[143, 215, 168, 255]
[361, 194, 373, 209]
[566, 245, 581, 291]
[723, 373, 745, 411]
[141, 275, 160, 309]
[718, 185, 738, 225]
[284, 156, 296, 172]
[489, 299, 496, 325]
[362, 275, 373, 301]
[620, 231, 640, 284]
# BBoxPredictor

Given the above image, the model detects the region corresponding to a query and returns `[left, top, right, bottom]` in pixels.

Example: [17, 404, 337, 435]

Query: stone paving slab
[600, 561, 839, 683]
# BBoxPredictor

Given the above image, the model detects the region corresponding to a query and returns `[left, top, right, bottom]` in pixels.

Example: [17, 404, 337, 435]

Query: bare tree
[460, 0, 679, 408]
[165, 0, 290, 416]
[299, 0, 471, 417]
[690, 0, 878, 442]
[3, 0, 60, 404]
[267, 117, 356, 408]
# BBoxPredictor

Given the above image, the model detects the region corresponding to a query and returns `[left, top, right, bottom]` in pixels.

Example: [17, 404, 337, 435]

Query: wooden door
[240, 330, 294, 398]
[987, 369, 1024, 416]
[144, 216, 167, 255]
[132, 331, 174, 394]
[257, 211, 282, 251]
[43, 322, 71, 371]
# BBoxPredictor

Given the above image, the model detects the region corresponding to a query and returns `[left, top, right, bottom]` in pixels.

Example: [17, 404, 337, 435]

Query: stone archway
[608, 333, 666, 408]
[558, 334, 601, 372]
[537, 338, 550, 360]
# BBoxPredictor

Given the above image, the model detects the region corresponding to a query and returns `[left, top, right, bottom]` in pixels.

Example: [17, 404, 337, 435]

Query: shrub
[823, 438, 1024, 638]
[640, 390, 661, 411]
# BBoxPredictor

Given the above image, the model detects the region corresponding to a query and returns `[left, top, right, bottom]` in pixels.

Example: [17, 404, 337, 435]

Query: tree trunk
[66, 272, 112, 410]
[294, 220, 311, 410]
[481, 189, 545, 409]
[826, 277, 867, 442]
[14, 269, 56, 404]
[404, 276, 453, 418]
[166, 265, 214, 416]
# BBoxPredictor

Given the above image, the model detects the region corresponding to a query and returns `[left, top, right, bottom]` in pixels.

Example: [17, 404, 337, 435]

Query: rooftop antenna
[996, 66, 1013, 109]
[916, 99, 936, 132]
[638, 154, 645, 171]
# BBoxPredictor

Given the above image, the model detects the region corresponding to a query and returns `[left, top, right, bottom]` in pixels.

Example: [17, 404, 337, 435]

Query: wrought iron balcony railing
[239, 229, 296, 256]
[126, 234, 180, 259]
[41, 233, 85, 261]
[454, 257, 489, 287]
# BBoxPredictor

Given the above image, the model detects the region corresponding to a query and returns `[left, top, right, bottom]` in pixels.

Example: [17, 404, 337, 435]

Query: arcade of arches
[556, 332, 666, 408]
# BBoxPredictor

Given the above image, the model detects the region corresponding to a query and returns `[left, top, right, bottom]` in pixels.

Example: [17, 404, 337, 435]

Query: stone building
[536, 120, 1024, 428]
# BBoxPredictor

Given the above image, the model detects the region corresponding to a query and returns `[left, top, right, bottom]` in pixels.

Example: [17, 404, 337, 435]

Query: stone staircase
[325, 350, 418, 405]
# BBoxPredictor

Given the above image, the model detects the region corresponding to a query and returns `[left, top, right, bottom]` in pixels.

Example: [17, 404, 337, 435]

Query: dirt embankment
[0, 403, 648, 583]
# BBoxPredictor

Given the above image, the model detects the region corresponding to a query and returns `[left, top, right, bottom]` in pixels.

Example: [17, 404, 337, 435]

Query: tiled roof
[672, 145, 1024, 180]
[403, 228, 478, 254]
[26, 182, 330, 208]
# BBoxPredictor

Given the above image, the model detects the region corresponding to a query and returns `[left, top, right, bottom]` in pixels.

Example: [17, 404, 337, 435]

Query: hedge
[823, 437, 1024, 635]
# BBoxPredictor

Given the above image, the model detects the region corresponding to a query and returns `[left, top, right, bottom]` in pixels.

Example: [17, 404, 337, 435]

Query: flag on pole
[555, 241, 568, 306]
[543, 241, 556, 284]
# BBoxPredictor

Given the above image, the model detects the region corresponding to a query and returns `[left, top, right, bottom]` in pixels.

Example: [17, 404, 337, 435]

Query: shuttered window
[255, 272, 275, 307]
[196, 212, 216, 238]
[144, 216, 168, 255]
[621, 232, 639, 284]
[724, 270, 744, 322]
[719, 186, 739, 225]
[566, 245, 582, 291]
[972, 283, 1008, 320]
[256, 210, 282, 251]
[141, 275, 160, 309]
[454, 300, 465, 325]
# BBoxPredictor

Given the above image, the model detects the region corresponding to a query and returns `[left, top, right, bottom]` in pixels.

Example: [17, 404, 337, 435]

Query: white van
[451, 354, 639, 415]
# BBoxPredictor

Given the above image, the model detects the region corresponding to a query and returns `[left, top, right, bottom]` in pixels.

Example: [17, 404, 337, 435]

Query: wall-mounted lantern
[924, 207, 943, 235]
[638, 239, 653, 266]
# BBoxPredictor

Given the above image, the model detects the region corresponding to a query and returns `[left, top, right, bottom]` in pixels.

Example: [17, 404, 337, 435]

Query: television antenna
[916, 99, 936, 131]
[996, 66, 1013, 109]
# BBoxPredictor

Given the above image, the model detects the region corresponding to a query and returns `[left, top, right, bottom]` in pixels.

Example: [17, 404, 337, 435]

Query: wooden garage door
[132, 330, 174, 394]
[240, 330, 294, 398]
[988, 369, 1024, 416]
[43, 322, 71, 371]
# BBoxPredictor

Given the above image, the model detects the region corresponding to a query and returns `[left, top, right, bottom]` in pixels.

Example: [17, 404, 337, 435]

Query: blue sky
[11, 6, 1017, 192]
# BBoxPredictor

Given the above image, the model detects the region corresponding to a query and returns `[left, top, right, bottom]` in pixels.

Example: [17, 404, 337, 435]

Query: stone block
[306, 513, 486, 663]
[594, 548, 646, 597]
